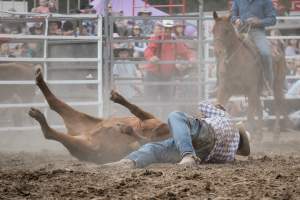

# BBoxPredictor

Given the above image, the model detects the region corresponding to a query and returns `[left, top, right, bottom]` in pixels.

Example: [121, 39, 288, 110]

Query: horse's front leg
[247, 94, 263, 142]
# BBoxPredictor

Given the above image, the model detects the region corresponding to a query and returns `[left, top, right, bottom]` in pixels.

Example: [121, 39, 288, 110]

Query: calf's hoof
[29, 107, 46, 123]
[29, 107, 53, 140]
[35, 67, 44, 85]
[110, 90, 125, 103]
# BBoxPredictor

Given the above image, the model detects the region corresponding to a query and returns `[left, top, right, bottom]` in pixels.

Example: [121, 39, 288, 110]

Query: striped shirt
[198, 102, 240, 163]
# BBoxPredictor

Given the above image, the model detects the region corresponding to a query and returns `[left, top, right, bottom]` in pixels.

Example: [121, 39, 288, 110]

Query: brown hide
[29, 68, 170, 163]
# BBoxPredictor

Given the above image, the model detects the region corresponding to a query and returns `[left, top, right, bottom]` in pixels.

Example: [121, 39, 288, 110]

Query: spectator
[62, 21, 74, 36]
[113, 44, 141, 99]
[174, 21, 186, 38]
[27, 42, 43, 57]
[29, 23, 44, 35]
[48, 0, 58, 13]
[0, 43, 11, 57]
[80, 21, 96, 36]
[152, 21, 163, 36]
[1, 22, 24, 34]
[285, 39, 298, 56]
[13, 43, 29, 57]
[143, 20, 196, 119]
[48, 21, 62, 35]
[130, 25, 147, 59]
[31, 0, 50, 14]
[115, 10, 129, 37]
[136, 8, 155, 37]
[286, 59, 296, 76]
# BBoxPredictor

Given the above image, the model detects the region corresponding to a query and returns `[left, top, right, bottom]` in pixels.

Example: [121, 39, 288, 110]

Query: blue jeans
[249, 29, 273, 88]
[126, 111, 213, 168]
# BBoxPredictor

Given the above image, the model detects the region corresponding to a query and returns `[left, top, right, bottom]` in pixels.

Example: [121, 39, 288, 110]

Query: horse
[212, 11, 287, 139]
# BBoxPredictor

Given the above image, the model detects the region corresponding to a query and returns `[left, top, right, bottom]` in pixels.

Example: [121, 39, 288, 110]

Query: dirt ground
[0, 130, 300, 200]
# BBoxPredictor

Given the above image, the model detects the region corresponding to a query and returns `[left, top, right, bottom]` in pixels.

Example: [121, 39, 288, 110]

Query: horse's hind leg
[29, 107, 95, 161]
[35, 68, 102, 135]
[110, 90, 155, 120]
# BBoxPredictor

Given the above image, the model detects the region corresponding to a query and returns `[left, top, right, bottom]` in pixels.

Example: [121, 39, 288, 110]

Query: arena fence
[0, 9, 299, 132]
[0, 12, 103, 131]
[105, 7, 205, 119]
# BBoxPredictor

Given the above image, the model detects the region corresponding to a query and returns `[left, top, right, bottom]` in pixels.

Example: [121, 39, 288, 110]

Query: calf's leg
[35, 68, 102, 135]
[29, 107, 97, 161]
[110, 90, 155, 121]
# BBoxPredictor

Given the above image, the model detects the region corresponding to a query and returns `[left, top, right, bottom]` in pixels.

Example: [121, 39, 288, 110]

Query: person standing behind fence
[113, 44, 141, 99]
[136, 8, 155, 37]
[231, 0, 276, 91]
[31, 0, 50, 13]
[143, 20, 196, 119]
[130, 25, 147, 59]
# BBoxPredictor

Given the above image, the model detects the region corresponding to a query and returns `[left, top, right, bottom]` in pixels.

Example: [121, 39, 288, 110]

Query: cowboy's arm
[198, 101, 227, 118]
[231, 0, 240, 24]
[261, 0, 276, 27]
[144, 36, 159, 61]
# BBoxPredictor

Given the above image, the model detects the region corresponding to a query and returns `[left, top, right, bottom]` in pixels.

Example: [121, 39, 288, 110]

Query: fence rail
[0, 12, 300, 132]
[0, 14, 103, 132]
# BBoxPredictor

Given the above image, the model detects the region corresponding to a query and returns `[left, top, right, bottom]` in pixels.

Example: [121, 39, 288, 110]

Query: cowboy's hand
[150, 56, 159, 63]
[246, 17, 262, 27]
[234, 19, 242, 28]
[175, 64, 187, 71]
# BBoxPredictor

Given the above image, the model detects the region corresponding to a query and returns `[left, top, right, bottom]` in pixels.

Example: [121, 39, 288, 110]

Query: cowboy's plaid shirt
[198, 102, 240, 163]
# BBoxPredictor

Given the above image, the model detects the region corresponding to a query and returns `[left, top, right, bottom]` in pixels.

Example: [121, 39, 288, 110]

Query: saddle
[237, 33, 273, 92]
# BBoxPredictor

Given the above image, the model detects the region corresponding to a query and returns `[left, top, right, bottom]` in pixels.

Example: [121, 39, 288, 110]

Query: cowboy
[231, 0, 276, 91]
[135, 8, 155, 37]
[104, 102, 251, 168]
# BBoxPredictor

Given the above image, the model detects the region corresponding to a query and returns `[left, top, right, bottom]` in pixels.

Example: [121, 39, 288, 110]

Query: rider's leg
[249, 30, 274, 89]
[125, 138, 181, 168]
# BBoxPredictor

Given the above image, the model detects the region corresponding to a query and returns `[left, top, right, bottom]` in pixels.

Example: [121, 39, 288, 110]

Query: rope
[224, 24, 252, 64]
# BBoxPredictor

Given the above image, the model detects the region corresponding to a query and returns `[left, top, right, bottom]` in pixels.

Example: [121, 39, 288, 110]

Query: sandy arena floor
[0, 130, 300, 200]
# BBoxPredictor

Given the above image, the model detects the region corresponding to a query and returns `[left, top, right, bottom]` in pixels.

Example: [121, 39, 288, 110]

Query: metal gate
[104, 10, 206, 120]
[0, 12, 103, 131]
